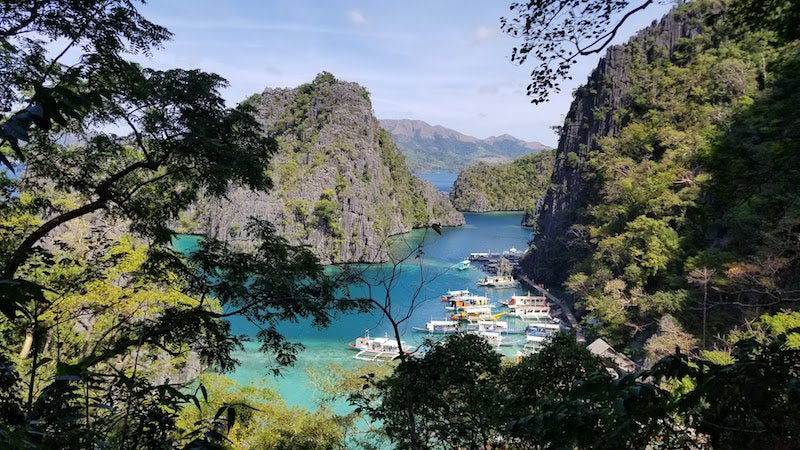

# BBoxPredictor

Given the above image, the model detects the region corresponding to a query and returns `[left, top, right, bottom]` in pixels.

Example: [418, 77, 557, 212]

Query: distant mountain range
[379, 119, 549, 173]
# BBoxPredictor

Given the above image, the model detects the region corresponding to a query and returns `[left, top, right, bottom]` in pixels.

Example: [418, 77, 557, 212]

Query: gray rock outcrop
[187, 73, 464, 263]
[521, 7, 712, 284]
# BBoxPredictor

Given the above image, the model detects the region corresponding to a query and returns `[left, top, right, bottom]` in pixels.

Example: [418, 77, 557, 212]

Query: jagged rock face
[188, 74, 464, 264]
[521, 7, 710, 284]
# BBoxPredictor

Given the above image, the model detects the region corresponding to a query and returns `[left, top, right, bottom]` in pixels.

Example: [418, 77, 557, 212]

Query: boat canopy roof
[446, 289, 470, 296]
[429, 320, 458, 326]
[529, 322, 561, 330]
[372, 337, 401, 347]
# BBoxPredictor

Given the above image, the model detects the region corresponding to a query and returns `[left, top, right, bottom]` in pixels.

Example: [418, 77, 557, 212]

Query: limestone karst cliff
[186, 73, 464, 263]
[520, 6, 712, 284]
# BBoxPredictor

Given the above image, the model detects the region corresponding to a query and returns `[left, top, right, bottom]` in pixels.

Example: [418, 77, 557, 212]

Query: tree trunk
[19, 327, 34, 358]
[702, 284, 707, 350]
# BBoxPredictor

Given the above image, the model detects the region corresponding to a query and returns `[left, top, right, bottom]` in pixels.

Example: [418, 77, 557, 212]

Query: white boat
[502, 247, 523, 258]
[477, 275, 520, 288]
[518, 322, 561, 356]
[476, 319, 526, 334]
[441, 289, 471, 302]
[445, 289, 471, 298]
[476, 320, 508, 333]
[444, 294, 491, 311]
[470, 329, 520, 347]
[348, 331, 410, 361]
[476, 330, 503, 347]
[468, 252, 491, 261]
[505, 293, 551, 320]
[460, 305, 494, 315]
[413, 320, 460, 334]
[525, 322, 561, 344]
[457, 260, 471, 271]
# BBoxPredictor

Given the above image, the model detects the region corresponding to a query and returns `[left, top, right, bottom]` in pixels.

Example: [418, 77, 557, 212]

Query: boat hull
[412, 326, 459, 334]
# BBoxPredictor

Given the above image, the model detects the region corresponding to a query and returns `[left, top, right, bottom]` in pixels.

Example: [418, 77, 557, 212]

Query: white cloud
[474, 25, 494, 41]
[347, 10, 366, 25]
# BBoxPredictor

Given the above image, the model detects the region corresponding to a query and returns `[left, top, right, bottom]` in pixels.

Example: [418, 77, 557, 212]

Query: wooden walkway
[518, 275, 585, 342]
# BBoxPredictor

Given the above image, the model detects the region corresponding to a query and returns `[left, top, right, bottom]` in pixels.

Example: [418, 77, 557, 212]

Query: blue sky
[137, 1, 674, 146]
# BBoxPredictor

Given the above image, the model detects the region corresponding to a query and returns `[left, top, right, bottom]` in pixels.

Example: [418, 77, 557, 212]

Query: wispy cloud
[347, 10, 366, 26]
[474, 25, 495, 42]
[136, 0, 674, 144]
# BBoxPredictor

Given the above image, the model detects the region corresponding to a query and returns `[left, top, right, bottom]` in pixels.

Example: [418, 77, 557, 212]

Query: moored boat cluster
[347, 252, 568, 362]
[420, 286, 566, 357]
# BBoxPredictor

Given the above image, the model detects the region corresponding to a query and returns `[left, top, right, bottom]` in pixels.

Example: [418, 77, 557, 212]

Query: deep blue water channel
[416, 171, 459, 194]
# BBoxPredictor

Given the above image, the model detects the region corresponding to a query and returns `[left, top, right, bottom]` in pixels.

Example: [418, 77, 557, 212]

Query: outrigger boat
[441, 289, 470, 302]
[503, 293, 551, 320]
[348, 331, 411, 361]
[469, 329, 521, 347]
[477, 320, 508, 333]
[444, 295, 492, 311]
[413, 319, 461, 334]
[517, 322, 561, 356]
[450, 311, 492, 322]
[476, 275, 520, 288]
[474, 319, 523, 335]
[474, 330, 503, 347]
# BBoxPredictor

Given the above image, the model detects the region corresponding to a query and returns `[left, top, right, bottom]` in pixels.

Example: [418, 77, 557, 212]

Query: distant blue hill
[379, 119, 549, 173]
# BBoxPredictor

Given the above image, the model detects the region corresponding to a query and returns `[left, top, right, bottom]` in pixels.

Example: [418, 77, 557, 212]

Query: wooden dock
[517, 275, 585, 342]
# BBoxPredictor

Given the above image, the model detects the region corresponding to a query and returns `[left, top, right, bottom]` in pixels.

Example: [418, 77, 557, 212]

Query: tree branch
[3, 197, 106, 278]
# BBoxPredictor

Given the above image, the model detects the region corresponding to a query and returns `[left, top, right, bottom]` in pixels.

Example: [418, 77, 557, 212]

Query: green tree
[0, 1, 362, 447]
[356, 322, 800, 448]
[177, 374, 344, 449]
[352, 334, 502, 449]
[500, 0, 800, 103]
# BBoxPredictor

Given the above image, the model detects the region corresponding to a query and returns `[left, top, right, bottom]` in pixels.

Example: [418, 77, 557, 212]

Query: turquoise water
[416, 171, 458, 194]
[219, 212, 533, 410]
[174, 213, 533, 409]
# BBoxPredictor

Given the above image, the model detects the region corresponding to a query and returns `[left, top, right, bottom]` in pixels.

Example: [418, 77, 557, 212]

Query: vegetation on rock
[189, 73, 464, 264]
[449, 150, 554, 223]
[2, 0, 799, 448]
[522, 0, 800, 356]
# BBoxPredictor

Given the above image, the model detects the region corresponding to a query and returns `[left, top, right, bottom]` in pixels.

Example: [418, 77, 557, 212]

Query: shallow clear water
[184, 212, 533, 410]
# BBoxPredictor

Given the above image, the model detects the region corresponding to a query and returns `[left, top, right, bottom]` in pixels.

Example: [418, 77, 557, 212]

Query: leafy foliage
[356, 323, 800, 449]
[501, 0, 658, 103]
[0, 2, 361, 448]
[177, 374, 344, 449]
[0, 0, 171, 168]
[449, 150, 554, 215]
[544, 0, 800, 351]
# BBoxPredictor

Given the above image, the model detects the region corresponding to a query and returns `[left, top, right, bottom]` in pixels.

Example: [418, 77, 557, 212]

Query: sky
[137, 1, 675, 147]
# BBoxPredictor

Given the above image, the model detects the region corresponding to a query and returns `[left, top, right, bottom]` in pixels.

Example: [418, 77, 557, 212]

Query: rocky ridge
[521, 6, 711, 284]
[187, 73, 464, 263]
